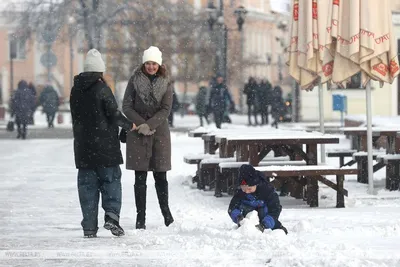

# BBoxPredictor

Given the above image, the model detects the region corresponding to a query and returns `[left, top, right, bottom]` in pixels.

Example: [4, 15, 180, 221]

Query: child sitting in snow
[228, 164, 288, 234]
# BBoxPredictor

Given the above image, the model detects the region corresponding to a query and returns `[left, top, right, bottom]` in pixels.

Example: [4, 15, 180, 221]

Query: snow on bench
[352, 151, 386, 160]
[253, 165, 358, 176]
[219, 160, 306, 171]
[184, 153, 219, 164]
[377, 154, 400, 161]
[200, 157, 236, 167]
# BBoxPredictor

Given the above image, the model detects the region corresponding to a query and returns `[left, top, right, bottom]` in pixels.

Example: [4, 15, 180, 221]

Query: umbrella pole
[366, 81, 374, 194]
[318, 82, 326, 163]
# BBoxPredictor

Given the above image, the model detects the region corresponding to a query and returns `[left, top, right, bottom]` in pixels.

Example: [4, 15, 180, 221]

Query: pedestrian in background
[39, 85, 59, 128]
[10, 80, 36, 139]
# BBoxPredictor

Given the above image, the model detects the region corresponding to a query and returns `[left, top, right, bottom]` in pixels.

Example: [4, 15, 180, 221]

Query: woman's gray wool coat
[122, 67, 173, 172]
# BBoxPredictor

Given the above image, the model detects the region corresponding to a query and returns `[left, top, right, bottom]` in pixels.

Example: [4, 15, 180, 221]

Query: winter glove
[261, 215, 276, 230]
[242, 194, 265, 209]
[137, 123, 155, 136]
[230, 209, 243, 224]
[279, 225, 288, 235]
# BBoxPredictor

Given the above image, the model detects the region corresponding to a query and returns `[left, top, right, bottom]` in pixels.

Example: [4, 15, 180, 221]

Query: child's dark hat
[238, 164, 259, 186]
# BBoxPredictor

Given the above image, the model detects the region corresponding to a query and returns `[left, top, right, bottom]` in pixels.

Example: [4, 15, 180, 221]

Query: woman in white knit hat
[122, 46, 174, 229]
[70, 49, 136, 238]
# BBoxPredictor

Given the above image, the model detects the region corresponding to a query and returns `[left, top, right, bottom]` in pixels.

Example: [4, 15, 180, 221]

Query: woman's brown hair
[141, 64, 167, 78]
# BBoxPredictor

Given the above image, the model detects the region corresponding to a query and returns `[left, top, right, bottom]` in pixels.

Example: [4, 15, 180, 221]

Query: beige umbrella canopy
[287, 0, 400, 194]
[287, 0, 400, 89]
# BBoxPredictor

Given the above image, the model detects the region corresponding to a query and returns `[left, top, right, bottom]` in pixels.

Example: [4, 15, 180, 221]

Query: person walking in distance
[39, 85, 59, 128]
[243, 77, 259, 126]
[208, 75, 234, 129]
[122, 46, 174, 229]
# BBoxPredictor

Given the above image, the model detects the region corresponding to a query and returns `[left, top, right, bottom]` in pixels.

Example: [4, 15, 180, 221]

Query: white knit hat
[142, 46, 162, 65]
[84, 49, 106, 72]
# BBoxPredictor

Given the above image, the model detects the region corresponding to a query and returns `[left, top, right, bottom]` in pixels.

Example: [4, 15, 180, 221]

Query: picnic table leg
[386, 161, 400, 191]
[249, 145, 259, 166]
[306, 144, 318, 207]
[236, 144, 249, 162]
[214, 167, 223, 197]
[227, 144, 235, 157]
[387, 136, 395, 154]
[339, 157, 345, 167]
[357, 157, 368, 184]
[306, 144, 318, 165]
[395, 137, 400, 154]
[336, 175, 345, 208]
[307, 176, 319, 207]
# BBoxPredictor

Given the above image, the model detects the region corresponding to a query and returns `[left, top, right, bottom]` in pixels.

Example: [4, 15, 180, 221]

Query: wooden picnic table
[342, 127, 400, 154]
[215, 134, 339, 166]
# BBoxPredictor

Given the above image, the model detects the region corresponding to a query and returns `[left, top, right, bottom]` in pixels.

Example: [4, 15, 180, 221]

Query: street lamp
[234, 6, 247, 31]
[234, 5, 247, 113]
[68, 16, 75, 93]
[206, 1, 247, 111]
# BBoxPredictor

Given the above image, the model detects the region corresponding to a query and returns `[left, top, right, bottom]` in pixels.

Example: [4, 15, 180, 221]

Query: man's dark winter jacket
[70, 73, 132, 168]
[228, 170, 282, 230]
[208, 83, 233, 111]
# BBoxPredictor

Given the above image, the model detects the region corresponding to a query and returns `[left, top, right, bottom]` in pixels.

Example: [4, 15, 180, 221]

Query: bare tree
[6, 0, 215, 92]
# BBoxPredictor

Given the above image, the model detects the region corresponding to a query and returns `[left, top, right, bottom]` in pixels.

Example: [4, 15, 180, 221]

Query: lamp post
[207, 1, 247, 110]
[206, 1, 225, 79]
[68, 16, 75, 92]
[234, 5, 247, 113]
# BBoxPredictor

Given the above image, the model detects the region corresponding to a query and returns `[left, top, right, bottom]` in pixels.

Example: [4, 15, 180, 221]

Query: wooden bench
[326, 149, 357, 167]
[377, 154, 400, 191]
[215, 160, 306, 197]
[352, 152, 385, 184]
[198, 157, 236, 190]
[255, 165, 358, 208]
[184, 153, 219, 184]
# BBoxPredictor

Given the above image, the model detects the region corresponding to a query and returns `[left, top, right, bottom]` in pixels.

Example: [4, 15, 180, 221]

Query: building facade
[0, 14, 83, 109]
[171, 0, 290, 110]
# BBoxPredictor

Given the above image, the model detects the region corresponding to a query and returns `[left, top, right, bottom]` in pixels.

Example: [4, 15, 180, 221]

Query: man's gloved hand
[137, 123, 155, 136]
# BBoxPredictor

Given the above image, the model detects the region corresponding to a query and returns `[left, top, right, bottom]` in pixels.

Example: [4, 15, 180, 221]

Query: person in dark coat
[122, 46, 174, 230]
[10, 80, 36, 139]
[28, 82, 37, 124]
[70, 49, 136, 238]
[195, 86, 209, 126]
[168, 81, 180, 128]
[39, 85, 59, 128]
[243, 77, 259, 125]
[208, 75, 234, 129]
[271, 85, 284, 128]
[257, 79, 272, 125]
[228, 164, 288, 234]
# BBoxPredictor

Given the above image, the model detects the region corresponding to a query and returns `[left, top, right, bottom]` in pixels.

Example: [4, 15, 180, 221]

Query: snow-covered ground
[1, 119, 400, 266]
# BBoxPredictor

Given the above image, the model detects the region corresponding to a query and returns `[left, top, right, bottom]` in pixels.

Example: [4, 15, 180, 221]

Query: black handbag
[119, 128, 127, 143]
[6, 121, 14, 132]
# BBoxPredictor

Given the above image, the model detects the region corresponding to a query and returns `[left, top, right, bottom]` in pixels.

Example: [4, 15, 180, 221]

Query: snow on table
[215, 133, 340, 142]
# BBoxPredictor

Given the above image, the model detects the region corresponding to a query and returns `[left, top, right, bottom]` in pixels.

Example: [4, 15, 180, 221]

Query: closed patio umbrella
[287, 0, 400, 194]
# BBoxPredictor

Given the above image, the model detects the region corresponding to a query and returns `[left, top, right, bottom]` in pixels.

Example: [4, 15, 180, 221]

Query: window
[346, 72, 362, 89]
[327, 72, 362, 90]
[9, 35, 26, 60]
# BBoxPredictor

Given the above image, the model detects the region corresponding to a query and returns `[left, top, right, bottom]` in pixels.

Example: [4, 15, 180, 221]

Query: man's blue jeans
[77, 166, 122, 235]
